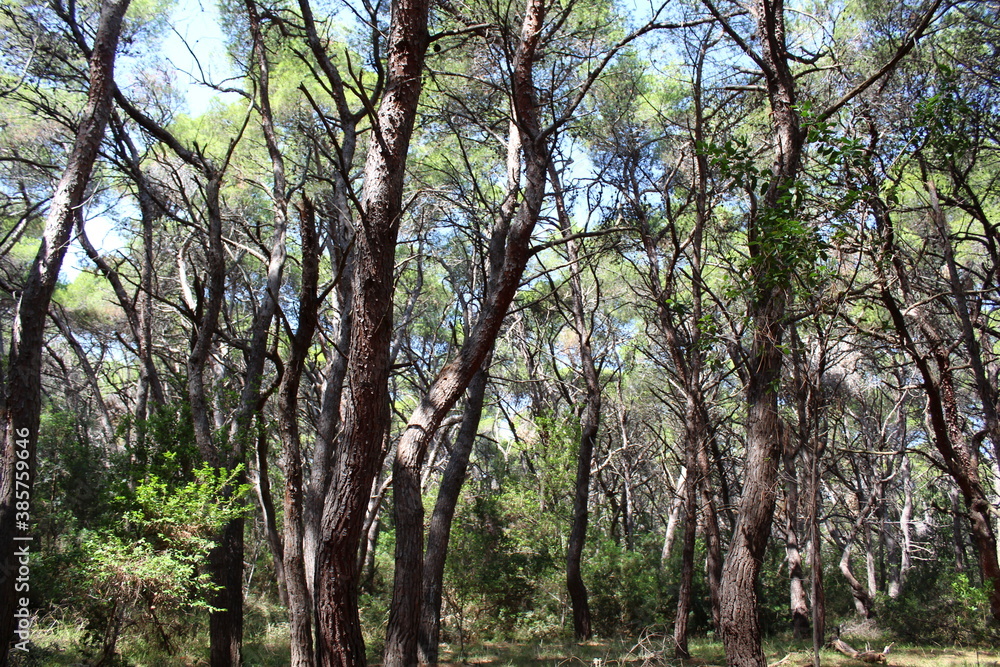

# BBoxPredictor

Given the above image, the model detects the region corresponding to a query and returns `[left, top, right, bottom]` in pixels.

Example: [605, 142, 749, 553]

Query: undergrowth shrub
[880, 565, 1000, 645]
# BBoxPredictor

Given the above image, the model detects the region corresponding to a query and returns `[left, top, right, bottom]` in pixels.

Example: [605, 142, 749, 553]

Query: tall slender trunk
[928, 182, 1000, 464]
[292, 0, 361, 616]
[872, 193, 1000, 621]
[786, 343, 811, 639]
[661, 468, 688, 565]
[717, 0, 803, 660]
[673, 414, 699, 659]
[809, 434, 825, 664]
[418, 365, 490, 664]
[838, 486, 878, 618]
[211, 5, 293, 660]
[280, 200, 321, 667]
[383, 5, 548, 662]
[697, 436, 724, 633]
[253, 422, 286, 605]
[783, 457, 810, 638]
[550, 163, 600, 642]
[315, 0, 431, 661]
[0, 1, 130, 660]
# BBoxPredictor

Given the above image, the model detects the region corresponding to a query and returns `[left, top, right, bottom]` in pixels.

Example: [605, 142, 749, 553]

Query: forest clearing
[2, 0, 1000, 663]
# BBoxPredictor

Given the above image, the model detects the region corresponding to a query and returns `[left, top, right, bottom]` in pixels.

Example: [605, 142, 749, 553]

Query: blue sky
[65, 0, 232, 281]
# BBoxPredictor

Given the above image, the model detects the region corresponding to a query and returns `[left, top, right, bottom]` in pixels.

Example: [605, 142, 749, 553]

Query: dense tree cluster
[1, 0, 999, 665]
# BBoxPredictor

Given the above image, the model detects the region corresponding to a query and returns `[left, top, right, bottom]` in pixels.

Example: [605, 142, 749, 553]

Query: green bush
[880, 564, 1000, 645]
[443, 493, 545, 643]
[66, 464, 250, 663]
[585, 536, 673, 636]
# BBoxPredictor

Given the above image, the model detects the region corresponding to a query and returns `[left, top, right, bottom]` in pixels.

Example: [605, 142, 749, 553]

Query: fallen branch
[768, 653, 792, 667]
[829, 638, 894, 664]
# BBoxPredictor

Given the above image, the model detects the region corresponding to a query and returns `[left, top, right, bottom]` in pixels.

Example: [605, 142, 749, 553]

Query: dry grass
[435, 640, 999, 667]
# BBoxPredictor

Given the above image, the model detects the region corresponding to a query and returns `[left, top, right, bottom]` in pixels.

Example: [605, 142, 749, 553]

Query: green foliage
[585, 536, 674, 635]
[121, 401, 201, 487]
[444, 493, 548, 642]
[70, 464, 248, 659]
[880, 566, 1000, 645]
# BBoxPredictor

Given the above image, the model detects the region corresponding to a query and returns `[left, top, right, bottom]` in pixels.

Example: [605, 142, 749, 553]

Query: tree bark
[786, 343, 812, 639]
[809, 435, 826, 663]
[713, 0, 803, 662]
[661, 468, 687, 565]
[673, 428, 698, 659]
[0, 0, 130, 660]
[418, 365, 490, 665]
[314, 0, 431, 661]
[280, 200, 321, 667]
[697, 438, 724, 633]
[382, 2, 549, 662]
[871, 192, 1000, 621]
[783, 452, 810, 638]
[209, 513, 246, 667]
[211, 5, 293, 660]
[550, 163, 600, 642]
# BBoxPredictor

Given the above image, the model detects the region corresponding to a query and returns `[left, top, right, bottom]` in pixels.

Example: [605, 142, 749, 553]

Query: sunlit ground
[16, 621, 1000, 666]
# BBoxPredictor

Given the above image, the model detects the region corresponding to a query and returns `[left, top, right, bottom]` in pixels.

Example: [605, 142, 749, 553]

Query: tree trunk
[699, 0, 804, 662]
[661, 468, 688, 565]
[887, 456, 912, 598]
[873, 193, 1000, 621]
[550, 162, 600, 642]
[838, 490, 878, 619]
[721, 369, 784, 667]
[783, 469, 810, 638]
[315, 0, 431, 661]
[418, 365, 489, 664]
[928, 181, 1000, 466]
[673, 426, 698, 659]
[382, 3, 548, 662]
[0, 1, 130, 660]
[697, 441, 724, 633]
[280, 200, 320, 667]
[212, 6, 293, 659]
[209, 513, 246, 667]
[809, 436, 826, 662]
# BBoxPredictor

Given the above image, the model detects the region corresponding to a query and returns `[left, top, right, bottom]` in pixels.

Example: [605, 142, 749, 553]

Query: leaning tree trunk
[314, 0, 431, 661]
[0, 0, 130, 660]
[382, 4, 549, 661]
[873, 192, 1000, 622]
[418, 364, 490, 664]
[417, 116, 527, 667]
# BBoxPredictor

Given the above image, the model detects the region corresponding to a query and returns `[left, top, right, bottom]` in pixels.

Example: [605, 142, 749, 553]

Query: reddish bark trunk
[673, 425, 698, 659]
[0, 1, 130, 659]
[383, 2, 549, 663]
[418, 365, 490, 664]
[314, 0, 431, 662]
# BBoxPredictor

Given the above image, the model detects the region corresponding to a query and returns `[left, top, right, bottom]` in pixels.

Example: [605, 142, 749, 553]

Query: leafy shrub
[443, 493, 544, 643]
[586, 535, 673, 636]
[880, 565, 1000, 645]
[68, 464, 250, 663]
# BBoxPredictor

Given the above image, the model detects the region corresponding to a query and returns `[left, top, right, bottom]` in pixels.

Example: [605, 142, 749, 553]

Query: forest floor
[20, 622, 1000, 666]
[436, 639, 1000, 667]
